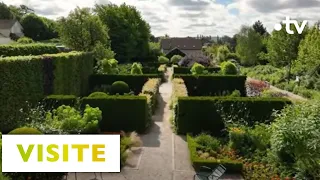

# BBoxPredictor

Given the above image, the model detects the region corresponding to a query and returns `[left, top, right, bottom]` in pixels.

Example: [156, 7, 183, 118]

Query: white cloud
[2, 0, 320, 37]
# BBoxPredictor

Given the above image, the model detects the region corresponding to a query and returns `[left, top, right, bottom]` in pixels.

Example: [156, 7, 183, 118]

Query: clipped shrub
[0, 44, 59, 57]
[158, 56, 169, 64]
[8, 127, 42, 134]
[17, 37, 34, 44]
[221, 61, 238, 75]
[174, 67, 220, 74]
[195, 133, 220, 151]
[88, 92, 109, 98]
[102, 58, 119, 74]
[81, 96, 149, 133]
[190, 62, 205, 75]
[111, 81, 130, 95]
[230, 90, 241, 97]
[131, 62, 143, 74]
[226, 53, 241, 61]
[171, 55, 183, 64]
[139, 78, 161, 114]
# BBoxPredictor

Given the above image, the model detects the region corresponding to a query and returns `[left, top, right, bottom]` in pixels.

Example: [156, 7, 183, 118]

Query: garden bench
[194, 165, 226, 180]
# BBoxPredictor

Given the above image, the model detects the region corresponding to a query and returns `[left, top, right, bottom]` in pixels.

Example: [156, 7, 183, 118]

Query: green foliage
[58, 7, 110, 51]
[221, 61, 238, 75]
[175, 97, 291, 136]
[270, 101, 320, 179]
[43, 95, 77, 109]
[296, 25, 320, 74]
[0, 52, 93, 133]
[267, 23, 305, 67]
[111, 81, 130, 95]
[0, 44, 59, 57]
[236, 26, 263, 66]
[102, 58, 119, 74]
[187, 135, 243, 173]
[253, 20, 268, 36]
[195, 133, 221, 152]
[21, 13, 58, 41]
[241, 65, 286, 85]
[131, 62, 143, 74]
[174, 74, 247, 96]
[158, 56, 169, 64]
[17, 37, 34, 44]
[226, 53, 241, 61]
[230, 90, 241, 97]
[95, 3, 151, 62]
[190, 62, 205, 75]
[217, 45, 230, 62]
[0, 2, 13, 19]
[89, 74, 160, 95]
[82, 96, 149, 133]
[88, 92, 109, 98]
[174, 67, 221, 74]
[139, 78, 161, 114]
[8, 127, 42, 134]
[148, 42, 163, 61]
[171, 55, 183, 64]
[93, 42, 116, 73]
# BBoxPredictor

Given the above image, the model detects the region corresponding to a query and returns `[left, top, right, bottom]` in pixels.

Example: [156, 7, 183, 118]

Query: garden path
[67, 68, 243, 180]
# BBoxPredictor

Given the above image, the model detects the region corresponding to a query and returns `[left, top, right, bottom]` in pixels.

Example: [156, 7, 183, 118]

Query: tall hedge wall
[89, 74, 161, 95]
[173, 67, 221, 74]
[0, 52, 93, 133]
[175, 97, 291, 136]
[174, 74, 247, 96]
[0, 44, 59, 57]
[81, 96, 149, 133]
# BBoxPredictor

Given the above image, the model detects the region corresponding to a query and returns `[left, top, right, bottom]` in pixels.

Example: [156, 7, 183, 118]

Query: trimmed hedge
[176, 97, 291, 136]
[174, 74, 247, 96]
[174, 67, 221, 74]
[0, 52, 93, 133]
[0, 44, 59, 57]
[89, 74, 160, 95]
[81, 96, 149, 133]
[43, 95, 77, 109]
[139, 78, 161, 114]
[187, 134, 243, 173]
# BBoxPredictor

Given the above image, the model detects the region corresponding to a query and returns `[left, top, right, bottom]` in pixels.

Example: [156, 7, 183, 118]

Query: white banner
[1, 135, 120, 172]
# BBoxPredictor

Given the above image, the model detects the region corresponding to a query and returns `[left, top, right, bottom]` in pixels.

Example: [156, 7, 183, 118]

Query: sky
[2, 0, 320, 37]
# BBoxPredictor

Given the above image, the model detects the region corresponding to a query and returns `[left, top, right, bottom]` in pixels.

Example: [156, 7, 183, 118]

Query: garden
[170, 60, 320, 179]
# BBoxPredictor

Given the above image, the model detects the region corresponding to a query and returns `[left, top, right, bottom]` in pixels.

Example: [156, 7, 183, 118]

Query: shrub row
[81, 96, 149, 133]
[173, 67, 221, 74]
[0, 52, 93, 133]
[187, 134, 243, 173]
[174, 74, 247, 96]
[139, 78, 161, 114]
[175, 97, 291, 136]
[0, 44, 59, 57]
[89, 74, 161, 95]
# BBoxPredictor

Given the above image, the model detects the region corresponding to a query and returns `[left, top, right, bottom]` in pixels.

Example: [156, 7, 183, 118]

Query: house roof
[0, 19, 17, 30]
[161, 37, 202, 50]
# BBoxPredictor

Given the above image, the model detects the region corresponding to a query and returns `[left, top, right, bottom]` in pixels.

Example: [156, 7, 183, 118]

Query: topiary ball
[9, 127, 42, 134]
[221, 61, 238, 75]
[111, 81, 130, 95]
[88, 92, 109, 98]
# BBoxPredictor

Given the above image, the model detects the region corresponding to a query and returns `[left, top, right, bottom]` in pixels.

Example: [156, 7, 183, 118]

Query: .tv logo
[274, 16, 307, 34]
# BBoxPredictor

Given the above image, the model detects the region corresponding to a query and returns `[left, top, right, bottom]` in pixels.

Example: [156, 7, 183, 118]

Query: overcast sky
[2, 0, 320, 37]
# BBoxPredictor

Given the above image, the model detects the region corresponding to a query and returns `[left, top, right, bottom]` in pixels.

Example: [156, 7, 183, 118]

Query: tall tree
[95, 3, 151, 62]
[236, 25, 263, 66]
[253, 20, 268, 36]
[58, 7, 110, 51]
[0, 2, 13, 19]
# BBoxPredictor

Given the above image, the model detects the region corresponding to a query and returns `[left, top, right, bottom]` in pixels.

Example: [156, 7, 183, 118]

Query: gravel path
[67, 68, 243, 180]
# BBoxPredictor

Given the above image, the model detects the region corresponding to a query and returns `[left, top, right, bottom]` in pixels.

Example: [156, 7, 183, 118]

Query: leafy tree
[148, 42, 162, 61]
[0, 2, 13, 19]
[217, 45, 230, 62]
[266, 23, 305, 68]
[8, 5, 24, 20]
[253, 20, 269, 36]
[236, 25, 263, 66]
[58, 7, 110, 51]
[95, 3, 151, 62]
[220, 35, 237, 52]
[295, 24, 320, 74]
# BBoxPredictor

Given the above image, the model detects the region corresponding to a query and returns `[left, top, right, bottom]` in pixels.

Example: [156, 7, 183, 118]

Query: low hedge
[139, 78, 161, 114]
[187, 134, 243, 173]
[174, 67, 221, 74]
[81, 96, 149, 133]
[174, 74, 247, 96]
[0, 44, 59, 57]
[43, 95, 77, 109]
[89, 74, 160, 95]
[176, 97, 291, 136]
[0, 52, 93, 133]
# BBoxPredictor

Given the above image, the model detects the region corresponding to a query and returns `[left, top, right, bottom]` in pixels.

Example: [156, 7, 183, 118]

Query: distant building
[160, 37, 203, 59]
[0, 19, 24, 44]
